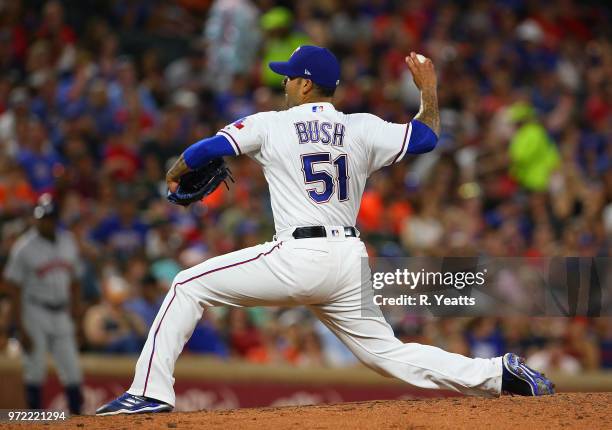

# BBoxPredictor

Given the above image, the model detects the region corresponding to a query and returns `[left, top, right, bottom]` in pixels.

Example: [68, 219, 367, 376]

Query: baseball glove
[166, 158, 233, 206]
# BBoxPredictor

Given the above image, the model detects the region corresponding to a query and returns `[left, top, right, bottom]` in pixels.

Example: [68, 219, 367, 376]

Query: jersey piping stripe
[141, 241, 284, 397]
[217, 130, 242, 156]
[391, 122, 412, 164]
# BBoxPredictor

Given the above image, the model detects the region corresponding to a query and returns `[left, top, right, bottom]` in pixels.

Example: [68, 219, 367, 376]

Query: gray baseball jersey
[4, 227, 82, 386]
[4, 228, 81, 306]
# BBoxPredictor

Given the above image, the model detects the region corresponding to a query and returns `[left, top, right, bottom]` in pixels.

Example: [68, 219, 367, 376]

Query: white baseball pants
[128, 227, 502, 406]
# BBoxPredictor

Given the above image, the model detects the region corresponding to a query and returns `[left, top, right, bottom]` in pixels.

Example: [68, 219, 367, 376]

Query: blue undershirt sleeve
[183, 134, 238, 170]
[406, 119, 438, 154]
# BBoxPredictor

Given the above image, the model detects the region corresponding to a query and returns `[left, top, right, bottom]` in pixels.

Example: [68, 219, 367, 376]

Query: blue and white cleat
[96, 393, 173, 416]
[502, 353, 555, 396]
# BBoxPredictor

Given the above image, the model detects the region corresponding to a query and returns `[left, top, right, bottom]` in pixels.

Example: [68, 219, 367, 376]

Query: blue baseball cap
[269, 45, 340, 89]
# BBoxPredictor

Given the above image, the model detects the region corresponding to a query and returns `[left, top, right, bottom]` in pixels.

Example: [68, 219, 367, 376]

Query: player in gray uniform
[4, 194, 83, 413]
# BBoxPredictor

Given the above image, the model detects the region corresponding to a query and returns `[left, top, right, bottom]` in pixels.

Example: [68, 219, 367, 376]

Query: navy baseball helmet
[269, 45, 340, 89]
[33, 193, 59, 219]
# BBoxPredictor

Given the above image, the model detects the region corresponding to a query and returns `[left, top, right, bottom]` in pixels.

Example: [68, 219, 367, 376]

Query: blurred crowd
[0, 0, 611, 374]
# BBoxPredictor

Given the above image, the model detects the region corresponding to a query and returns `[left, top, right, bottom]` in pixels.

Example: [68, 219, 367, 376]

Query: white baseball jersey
[217, 102, 413, 233]
[126, 102, 503, 409]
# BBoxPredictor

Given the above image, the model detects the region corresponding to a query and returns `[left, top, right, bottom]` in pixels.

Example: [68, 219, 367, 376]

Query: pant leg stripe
[142, 241, 284, 397]
[142, 286, 177, 397]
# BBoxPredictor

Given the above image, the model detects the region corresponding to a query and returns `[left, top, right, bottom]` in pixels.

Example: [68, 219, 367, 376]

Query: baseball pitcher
[97, 46, 553, 415]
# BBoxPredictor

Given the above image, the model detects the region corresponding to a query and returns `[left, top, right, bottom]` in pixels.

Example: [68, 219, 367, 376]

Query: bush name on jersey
[294, 106, 345, 146]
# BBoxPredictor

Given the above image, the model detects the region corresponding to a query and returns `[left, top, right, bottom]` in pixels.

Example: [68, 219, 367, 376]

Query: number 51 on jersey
[301, 152, 349, 204]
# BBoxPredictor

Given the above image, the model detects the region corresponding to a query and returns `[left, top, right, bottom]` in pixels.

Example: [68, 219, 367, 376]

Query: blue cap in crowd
[269, 45, 340, 89]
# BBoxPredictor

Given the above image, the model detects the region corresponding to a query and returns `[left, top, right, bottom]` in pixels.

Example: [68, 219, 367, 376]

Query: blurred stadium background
[0, 0, 610, 414]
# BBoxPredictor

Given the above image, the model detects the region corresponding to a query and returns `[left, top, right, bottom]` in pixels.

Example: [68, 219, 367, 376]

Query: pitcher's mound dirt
[5, 392, 611, 429]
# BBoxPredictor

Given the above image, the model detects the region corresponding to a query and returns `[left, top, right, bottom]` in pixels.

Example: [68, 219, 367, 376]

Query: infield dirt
[2, 392, 610, 429]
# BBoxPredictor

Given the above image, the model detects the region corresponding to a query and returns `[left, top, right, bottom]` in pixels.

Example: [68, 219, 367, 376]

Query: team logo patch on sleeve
[233, 117, 246, 130]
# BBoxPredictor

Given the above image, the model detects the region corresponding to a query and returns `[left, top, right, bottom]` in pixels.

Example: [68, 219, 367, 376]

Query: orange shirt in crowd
[0, 180, 37, 209]
[358, 190, 412, 234]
